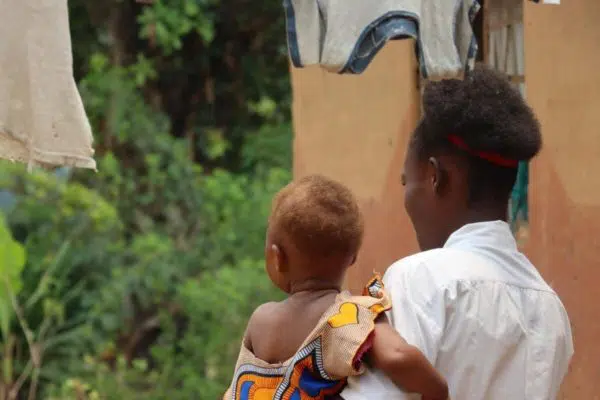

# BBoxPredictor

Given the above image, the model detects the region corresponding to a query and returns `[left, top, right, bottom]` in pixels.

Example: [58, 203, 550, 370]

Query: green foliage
[0, 162, 125, 397]
[0, 213, 26, 398]
[0, 163, 123, 321]
[0, 213, 26, 341]
[138, 0, 217, 52]
[0, 0, 293, 397]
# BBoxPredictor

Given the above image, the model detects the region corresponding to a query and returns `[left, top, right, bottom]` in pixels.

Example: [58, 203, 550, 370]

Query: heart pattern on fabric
[327, 302, 359, 328]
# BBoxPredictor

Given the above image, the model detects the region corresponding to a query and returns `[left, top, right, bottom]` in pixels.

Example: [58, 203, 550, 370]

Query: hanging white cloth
[487, 0, 525, 95]
[0, 0, 96, 170]
[284, 0, 481, 79]
[487, 0, 529, 238]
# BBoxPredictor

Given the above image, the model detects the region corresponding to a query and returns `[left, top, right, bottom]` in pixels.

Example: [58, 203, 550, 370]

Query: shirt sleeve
[340, 257, 446, 400]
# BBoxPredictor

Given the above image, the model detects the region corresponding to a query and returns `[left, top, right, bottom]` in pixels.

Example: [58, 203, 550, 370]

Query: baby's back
[248, 291, 339, 364]
[226, 287, 392, 400]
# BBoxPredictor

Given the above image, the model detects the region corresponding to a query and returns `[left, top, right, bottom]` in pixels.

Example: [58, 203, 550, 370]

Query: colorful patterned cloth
[224, 276, 391, 400]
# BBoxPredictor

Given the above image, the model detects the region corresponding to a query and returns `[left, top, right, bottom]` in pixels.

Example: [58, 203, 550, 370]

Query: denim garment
[283, 0, 481, 79]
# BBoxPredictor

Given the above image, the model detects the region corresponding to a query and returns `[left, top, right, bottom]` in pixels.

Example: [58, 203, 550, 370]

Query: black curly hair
[410, 66, 542, 204]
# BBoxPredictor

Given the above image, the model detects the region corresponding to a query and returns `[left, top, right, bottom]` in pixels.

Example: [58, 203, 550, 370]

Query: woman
[341, 67, 573, 399]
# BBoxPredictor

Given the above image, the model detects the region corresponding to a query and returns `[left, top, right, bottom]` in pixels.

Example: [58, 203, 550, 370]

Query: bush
[0, 162, 123, 396]
[41, 167, 288, 399]
[1, 159, 289, 399]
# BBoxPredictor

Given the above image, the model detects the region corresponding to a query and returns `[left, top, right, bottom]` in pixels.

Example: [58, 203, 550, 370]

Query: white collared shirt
[342, 221, 573, 400]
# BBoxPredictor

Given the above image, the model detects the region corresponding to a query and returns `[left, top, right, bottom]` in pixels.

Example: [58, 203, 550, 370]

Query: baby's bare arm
[367, 315, 448, 400]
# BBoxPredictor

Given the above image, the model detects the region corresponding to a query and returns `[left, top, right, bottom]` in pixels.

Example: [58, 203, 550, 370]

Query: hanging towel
[0, 0, 96, 170]
[283, 0, 481, 80]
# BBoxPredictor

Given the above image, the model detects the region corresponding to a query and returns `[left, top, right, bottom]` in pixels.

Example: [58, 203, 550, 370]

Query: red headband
[447, 134, 519, 168]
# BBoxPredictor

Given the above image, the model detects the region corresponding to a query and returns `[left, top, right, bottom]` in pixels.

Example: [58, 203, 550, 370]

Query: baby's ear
[272, 244, 286, 272]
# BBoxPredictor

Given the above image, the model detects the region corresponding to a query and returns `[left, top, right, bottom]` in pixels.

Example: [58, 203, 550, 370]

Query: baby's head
[265, 175, 364, 293]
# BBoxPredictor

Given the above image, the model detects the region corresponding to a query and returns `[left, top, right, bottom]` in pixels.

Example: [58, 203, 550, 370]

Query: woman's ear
[428, 156, 448, 194]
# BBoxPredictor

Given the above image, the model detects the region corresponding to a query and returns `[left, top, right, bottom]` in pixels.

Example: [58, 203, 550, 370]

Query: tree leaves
[0, 213, 25, 340]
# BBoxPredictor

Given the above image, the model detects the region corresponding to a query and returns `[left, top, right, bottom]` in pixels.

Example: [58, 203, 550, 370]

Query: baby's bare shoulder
[245, 302, 283, 348]
[249, 302, 282, 327]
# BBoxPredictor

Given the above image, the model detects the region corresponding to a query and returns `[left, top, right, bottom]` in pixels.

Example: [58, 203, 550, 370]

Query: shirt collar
[444, 220, 517, 251]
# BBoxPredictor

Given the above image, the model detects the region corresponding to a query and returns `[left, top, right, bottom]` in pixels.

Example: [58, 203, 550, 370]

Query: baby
[224, 175, 448, 400]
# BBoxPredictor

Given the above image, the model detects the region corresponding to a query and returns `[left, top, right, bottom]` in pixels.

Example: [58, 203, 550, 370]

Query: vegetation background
[0, 0, 290, 398]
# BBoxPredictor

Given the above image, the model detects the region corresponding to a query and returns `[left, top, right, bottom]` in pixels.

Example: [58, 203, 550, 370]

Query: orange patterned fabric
[223, 276, 391, 400]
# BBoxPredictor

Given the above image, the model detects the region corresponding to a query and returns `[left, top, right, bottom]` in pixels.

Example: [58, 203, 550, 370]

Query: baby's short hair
[269, 175, 364, 260]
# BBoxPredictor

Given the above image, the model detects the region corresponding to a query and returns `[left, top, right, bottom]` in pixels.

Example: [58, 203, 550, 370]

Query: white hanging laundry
[0, 0, 96, 170]
[487, 0, 525, 95]
[283, 0, 481, 80]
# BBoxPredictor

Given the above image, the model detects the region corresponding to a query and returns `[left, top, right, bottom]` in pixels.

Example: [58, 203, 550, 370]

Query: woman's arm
[367, 315, 448, 400]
